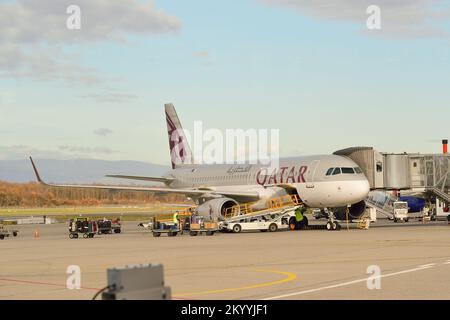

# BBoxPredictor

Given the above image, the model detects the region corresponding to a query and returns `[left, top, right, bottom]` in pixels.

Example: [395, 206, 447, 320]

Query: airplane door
[305, 160, 320, 188]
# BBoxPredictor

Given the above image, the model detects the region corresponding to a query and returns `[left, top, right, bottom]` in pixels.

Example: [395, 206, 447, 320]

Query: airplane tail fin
[165, 103, 194, 169]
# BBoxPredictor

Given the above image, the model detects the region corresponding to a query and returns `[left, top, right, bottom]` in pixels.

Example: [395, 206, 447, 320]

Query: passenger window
[376, 162, 383, 172]
[326, 168, 334, 176]
[332, 168, 341, 175]
[341, 167, 355, 174]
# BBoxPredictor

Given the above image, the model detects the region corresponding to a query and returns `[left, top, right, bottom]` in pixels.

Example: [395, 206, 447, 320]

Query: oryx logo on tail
[165, 103, 193, 169]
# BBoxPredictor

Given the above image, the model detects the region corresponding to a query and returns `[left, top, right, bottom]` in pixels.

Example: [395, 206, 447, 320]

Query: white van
[393, 201, 409, 222]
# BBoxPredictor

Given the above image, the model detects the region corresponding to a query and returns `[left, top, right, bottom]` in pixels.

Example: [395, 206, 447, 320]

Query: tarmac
[1, 217, 450, 300]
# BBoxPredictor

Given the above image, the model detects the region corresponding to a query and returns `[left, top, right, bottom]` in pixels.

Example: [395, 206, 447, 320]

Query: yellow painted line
[174, 269, 297, 297]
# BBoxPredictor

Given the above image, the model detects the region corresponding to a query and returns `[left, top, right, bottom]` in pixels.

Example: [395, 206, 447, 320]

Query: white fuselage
[163, 154, 370, 208]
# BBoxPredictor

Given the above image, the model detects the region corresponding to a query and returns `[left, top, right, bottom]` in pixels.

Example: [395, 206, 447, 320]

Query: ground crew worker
[294, 207, 307, 230]
[179, 214, 185, 234]
[295, 207, 304, 223]
[173, 212, 180, 229]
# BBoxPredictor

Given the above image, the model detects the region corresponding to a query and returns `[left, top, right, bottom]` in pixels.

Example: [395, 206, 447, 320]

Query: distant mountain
[0, 159, 170, 184]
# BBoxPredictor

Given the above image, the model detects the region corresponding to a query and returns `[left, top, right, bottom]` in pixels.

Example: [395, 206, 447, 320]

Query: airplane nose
[348, 179, 370, 203]
[358, 179, 370, 200]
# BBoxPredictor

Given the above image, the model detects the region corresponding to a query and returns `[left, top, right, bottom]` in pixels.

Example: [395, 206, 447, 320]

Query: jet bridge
[334, 146, 450, 207]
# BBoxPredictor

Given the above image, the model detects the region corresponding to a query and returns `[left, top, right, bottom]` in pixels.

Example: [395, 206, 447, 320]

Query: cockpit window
[354, 167, 363, 174]
[341, 167, 355, 174]
[332, 167, 341, 175]
[326, 168, 334, 176]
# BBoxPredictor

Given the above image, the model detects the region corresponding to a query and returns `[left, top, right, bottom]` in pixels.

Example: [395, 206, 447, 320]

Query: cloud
[0, 0, 181, 44]
[0, 0, 182, 83]
[0, 43, 100, 84]
[58, 145, 118, 154]
[80, 92, 138, 103]
[261, 0, 450, 38]
[0, 145, 119, 160]
[0, 145, 67, 160]
[93, 128, 114, 136]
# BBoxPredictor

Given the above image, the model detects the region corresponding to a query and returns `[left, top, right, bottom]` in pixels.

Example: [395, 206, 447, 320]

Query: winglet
[29, 157, 43, 183]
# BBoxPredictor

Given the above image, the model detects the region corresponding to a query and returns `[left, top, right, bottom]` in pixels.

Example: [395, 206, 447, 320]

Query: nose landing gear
[326, 210, 341, 231]
[326, 220, 341, 231]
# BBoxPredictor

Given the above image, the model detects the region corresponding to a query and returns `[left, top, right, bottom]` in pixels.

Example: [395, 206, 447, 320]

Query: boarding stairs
[365, 198, 394, 219]
[425, 187, 450, 205]
[420, 155, 450, 205]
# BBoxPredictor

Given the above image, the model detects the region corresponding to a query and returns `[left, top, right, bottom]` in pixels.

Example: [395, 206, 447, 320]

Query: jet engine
[196, 198, 239, 220]
[333, 200, 366, 220]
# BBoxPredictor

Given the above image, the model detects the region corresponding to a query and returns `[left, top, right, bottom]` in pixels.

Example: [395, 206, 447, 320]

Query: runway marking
[0, 277, 100, 291]
[418, 263, 436, 268]
[174, 269, 297, 297]
[263, 264, 436, 300]
[0, 277, 193, 300]
[444, 260, 450, 265]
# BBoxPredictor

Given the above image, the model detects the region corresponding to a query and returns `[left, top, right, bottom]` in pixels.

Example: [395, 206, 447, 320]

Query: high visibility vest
[173, 213, 179, 224]
[295, 210, 304, 222]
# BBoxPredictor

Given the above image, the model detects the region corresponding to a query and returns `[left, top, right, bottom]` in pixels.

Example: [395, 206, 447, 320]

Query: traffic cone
[34, 228, 40, 238]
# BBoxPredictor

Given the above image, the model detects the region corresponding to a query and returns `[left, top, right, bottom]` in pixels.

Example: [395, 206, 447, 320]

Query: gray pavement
[1, 218, 450, 300]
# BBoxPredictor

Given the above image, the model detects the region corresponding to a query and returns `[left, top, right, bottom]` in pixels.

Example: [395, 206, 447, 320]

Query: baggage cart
[151, 222, 180, 237]
[68, 218, 97, 239]
[189, 221, 218, 236]
[0, 224, 19, 240]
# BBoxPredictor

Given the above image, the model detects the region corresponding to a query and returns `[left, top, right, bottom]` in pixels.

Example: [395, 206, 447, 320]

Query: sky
[1, 0, 450, 165]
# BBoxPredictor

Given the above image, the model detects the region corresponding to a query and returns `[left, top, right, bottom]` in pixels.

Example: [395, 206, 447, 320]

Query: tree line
[0, 181, 187, 207]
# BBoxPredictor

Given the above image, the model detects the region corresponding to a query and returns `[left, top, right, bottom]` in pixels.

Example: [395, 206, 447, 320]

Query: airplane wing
[105, 175, 174, 184]
[30, 157, 260, 202]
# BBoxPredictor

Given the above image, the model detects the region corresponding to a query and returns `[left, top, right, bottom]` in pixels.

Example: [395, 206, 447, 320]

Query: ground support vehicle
[189, 221, 219, 236]
[0, 224, 18, 240]
[152, 222, 180, 237]
[68, 218, 97, 239]
[393, 201, 409, 222]
[97, 218, 122, 234]
[221, 206, 297, 233]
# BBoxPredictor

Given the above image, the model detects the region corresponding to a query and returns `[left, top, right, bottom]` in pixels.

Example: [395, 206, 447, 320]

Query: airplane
[30, 103, 370, 231]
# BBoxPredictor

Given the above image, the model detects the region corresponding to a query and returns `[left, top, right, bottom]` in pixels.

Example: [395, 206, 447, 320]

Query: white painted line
[263, 264, 436, 300]
[418, 263, 436, 268]
[443, 261, 450, 265]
